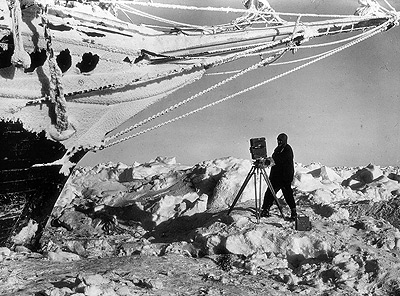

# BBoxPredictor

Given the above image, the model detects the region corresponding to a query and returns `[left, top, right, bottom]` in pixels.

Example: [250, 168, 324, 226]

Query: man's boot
[260, 207, 270, 217]
[289, 208, 297, 221]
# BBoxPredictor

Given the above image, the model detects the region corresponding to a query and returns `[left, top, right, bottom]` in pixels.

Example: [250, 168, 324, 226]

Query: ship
[0, 0, 399, 249]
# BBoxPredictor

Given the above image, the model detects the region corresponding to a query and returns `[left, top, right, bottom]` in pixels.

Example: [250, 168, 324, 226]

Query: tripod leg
[255, 167, 264, 223]
[254, 168, 259, 223]
[258, 168, 263, 221]
[228, 166, 255, 215]
[260, 167, 285, 218]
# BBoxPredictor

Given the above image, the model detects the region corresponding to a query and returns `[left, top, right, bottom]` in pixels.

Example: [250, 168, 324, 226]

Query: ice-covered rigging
[101, 0, 399, 149]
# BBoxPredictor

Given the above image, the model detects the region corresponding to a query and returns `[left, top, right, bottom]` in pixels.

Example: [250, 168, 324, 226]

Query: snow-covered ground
[50, 156, 400, 227]
[3, 156, 400, 295]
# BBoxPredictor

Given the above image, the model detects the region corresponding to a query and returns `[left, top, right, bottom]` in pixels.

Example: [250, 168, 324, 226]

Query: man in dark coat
[261, 133, 297, 219]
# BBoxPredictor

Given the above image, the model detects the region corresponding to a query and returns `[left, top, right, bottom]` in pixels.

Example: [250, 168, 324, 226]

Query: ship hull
[0, 120, 86, 249]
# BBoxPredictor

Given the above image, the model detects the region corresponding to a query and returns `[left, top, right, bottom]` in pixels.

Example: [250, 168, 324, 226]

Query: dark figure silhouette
[261, 133, 296, 220]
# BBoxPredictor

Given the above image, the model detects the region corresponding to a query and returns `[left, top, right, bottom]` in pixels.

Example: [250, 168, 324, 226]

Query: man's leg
[281, 181, 296, 219]
[261, 179, 280, 217]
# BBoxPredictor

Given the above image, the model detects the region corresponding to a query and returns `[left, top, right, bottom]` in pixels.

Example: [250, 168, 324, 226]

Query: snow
[48, 156, 400, 228]
[5, 156, 400, 295]
[11, 219, 38, 246]
[39, 156, 400, 257]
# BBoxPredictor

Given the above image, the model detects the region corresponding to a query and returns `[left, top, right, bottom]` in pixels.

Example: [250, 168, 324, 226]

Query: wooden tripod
[227, 159, 284, 222]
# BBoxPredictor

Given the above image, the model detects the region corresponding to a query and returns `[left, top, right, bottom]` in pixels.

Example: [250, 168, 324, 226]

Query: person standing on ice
[261, 133, 297, 220]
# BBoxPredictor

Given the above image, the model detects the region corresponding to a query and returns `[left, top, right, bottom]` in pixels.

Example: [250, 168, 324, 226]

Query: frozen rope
[118, 4, 135, 24]
[294, 29, 372, 49]
[355, 0, 394, 16]
[104, 37, 294, 143]
[105, 47, 288, 143]
[382, 0, 396, 12]
[9, 0, 31, 68]
[206, 20, 387, 75]
[102, 20, 390, 149]
[205, 47, 289, 76]
[271, 46, 353, 67]
[270, 22, 391, 65]
[41, 6, 69, 133]
[119, 3, 292, 34]
[206, 69, 247, 76]
[251, 22, 384, 59]
[292, 15, 302, 41]
[118, 3, 206, 30]
[208, 47, 347, 75]
[102, 1, 356, 19]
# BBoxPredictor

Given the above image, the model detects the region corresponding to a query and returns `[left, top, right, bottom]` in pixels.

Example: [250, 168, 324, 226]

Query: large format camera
[250, 137, 267, 160]
[228, 136, 283, 220]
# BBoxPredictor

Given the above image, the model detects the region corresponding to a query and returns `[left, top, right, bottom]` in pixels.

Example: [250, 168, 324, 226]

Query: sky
[79, 0, 400, 168]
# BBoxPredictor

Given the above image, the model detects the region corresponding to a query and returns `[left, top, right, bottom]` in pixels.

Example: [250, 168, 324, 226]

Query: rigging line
[118, 3, 206, 30]
[206, 69, 245, 76]
[102, 1, 357, 19]
[207, 48, 338, 75]
[207, 44, 355, 76]
[206, 27, 377, 75]
[104, 37, 294, 142]
[382, 0, 396, 12]
[102, 51, 288, 149]
[295, 33, 372, 49]
[102, 20, 390, 150]
[177, 38, 291, 60]
[119, 4, 194, 27]
[118, 4, 135, 24]
[269, 47, 345, 67]
[119, 3, 291, 33]
[197, 42, 286, 63]
[204, 35, 297, 68]
[129, 19, 288, 32]
[204, 47, 293, 76]
[104, 17, 392, 143]
[246, 24, 379, 55]
[104, 47, 289, 143]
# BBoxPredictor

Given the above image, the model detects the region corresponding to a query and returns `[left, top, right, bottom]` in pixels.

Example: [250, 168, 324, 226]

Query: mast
[142, 16, 394, 63]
